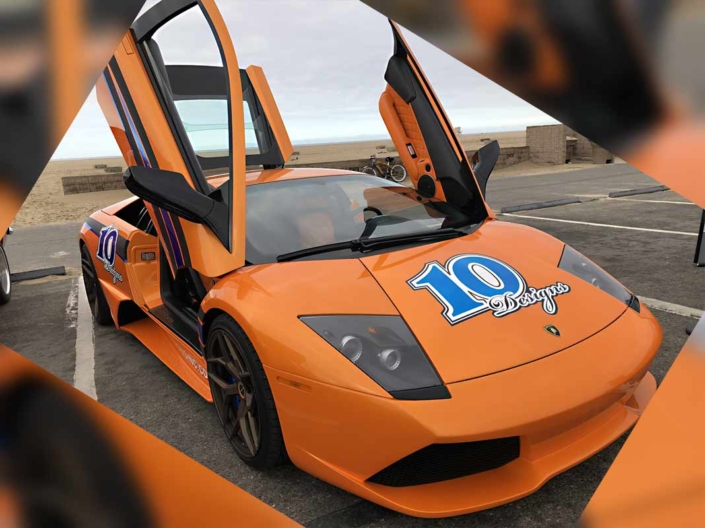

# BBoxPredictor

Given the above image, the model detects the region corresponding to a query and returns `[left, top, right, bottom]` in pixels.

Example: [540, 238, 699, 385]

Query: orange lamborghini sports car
[79, 0, 662, 518]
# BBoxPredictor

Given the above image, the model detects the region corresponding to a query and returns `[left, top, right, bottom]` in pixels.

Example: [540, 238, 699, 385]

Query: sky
[52, 0, 557, 160]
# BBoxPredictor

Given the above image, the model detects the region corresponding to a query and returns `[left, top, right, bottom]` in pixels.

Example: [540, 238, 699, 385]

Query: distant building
[527, 124, 614, 164]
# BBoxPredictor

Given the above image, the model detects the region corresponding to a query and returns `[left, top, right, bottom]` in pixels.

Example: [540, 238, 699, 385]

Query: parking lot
[1, 162, 703, 527]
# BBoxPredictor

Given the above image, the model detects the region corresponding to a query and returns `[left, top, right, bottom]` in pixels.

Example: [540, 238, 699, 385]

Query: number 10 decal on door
[96, 225, 124, 284]
[408, 254, 570, 324]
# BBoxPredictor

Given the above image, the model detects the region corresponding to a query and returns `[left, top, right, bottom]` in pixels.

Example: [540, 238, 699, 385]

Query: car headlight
[559, 245, 640, 311]
[300, 315, 449, 400]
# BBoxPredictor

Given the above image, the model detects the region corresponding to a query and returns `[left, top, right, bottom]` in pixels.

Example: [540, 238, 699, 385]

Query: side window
[150, 6, 231, 175]
[243, 101, 261, 154]
[149, 7, 273, 175]
[173, 99, 228, 157]
[174, 99, 260, 158]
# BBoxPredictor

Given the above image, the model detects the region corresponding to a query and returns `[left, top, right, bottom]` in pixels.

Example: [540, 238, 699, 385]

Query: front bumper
[267, 307, 661, 518]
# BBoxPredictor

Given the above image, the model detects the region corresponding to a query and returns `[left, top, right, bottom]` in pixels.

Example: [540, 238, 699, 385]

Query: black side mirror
[471, 140, 500, 197]
[123, 166, 229, 247]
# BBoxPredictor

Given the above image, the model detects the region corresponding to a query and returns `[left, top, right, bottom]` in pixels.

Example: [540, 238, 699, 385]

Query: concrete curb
[11, 266, 67, 283]
[500, 197, 582, 214]
[608, 185, 668, 198]
[639, 296, 703, 319]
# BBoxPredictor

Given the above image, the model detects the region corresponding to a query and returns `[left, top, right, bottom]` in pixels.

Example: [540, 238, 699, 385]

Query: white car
[0, 227, 12, 305]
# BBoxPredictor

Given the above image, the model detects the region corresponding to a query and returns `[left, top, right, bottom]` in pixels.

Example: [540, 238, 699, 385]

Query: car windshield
[245, 174, 476, 263]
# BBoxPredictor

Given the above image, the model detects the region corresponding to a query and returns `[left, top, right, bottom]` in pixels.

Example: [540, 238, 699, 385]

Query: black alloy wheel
[206, 314, 286, 469]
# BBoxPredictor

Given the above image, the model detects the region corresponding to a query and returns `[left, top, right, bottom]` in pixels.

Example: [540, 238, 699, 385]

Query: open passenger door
[97, 0, 291, 279]
[379, 21, 490, 223]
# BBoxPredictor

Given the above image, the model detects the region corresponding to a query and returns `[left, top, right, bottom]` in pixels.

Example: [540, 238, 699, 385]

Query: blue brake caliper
[228, 374, 241, 409]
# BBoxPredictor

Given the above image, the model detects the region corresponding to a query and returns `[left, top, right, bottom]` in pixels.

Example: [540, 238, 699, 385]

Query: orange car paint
[80, 0, 663, 518]
[194, 217, 660, 517]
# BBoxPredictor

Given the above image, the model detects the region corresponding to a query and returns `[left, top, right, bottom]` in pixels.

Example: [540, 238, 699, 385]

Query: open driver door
[97, 0, 292, 282]
[378, 21, 491, 223]
[96, 0, 291, 362]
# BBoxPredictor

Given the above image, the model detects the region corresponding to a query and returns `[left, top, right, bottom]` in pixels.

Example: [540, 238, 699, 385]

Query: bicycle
[361, 155, 407, 183]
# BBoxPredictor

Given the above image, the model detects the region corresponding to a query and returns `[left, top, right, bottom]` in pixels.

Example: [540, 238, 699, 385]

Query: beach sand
[14, 131, 595, 227]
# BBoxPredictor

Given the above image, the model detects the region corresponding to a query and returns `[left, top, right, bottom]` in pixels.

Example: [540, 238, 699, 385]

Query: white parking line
[639, 297, 704, 319]
[65, 279, 78, 329]
[501, 213, 699, 237]
[610, 198, 694, 205]
[74, 278, 97, 400]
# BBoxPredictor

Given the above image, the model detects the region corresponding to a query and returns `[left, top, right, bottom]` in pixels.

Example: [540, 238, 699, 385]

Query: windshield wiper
[359, 227, 465, 250]
[277, 240, 362, 262]
[276, 228, 465, 262]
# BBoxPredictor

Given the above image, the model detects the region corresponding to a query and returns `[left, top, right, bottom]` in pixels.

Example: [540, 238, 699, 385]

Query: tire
[80, 243, 113, 326]
[390, 164, 407, 183]
[206, 314, 287, 469]
[0, 244, 11, 305]
[361, 165, 379, 177]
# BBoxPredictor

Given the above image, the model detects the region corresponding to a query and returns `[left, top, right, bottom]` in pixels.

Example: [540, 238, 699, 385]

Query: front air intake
[367, 436, 520, 487]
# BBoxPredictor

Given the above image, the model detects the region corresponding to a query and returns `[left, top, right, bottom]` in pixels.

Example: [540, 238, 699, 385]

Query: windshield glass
[245, 175, 475, 263]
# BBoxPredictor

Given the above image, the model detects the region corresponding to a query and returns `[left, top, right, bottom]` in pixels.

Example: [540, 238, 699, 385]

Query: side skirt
[121, 314, 212, 402]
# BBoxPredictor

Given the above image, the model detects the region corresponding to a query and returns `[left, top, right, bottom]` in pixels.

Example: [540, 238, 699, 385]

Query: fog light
[340, 335, 363, 363]
[379, 349, 401, 371]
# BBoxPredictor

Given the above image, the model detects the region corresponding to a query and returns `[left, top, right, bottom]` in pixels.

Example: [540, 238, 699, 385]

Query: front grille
[367, 437, 520, 487]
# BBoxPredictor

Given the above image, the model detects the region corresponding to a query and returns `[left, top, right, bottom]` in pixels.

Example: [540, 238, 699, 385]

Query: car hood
[360, 220, 629, 383]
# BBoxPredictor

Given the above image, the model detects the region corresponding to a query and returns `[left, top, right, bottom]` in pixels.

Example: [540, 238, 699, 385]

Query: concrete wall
[496, 145, 530, 167]
[591, 147, 614, 164]
[527, 125, 567, 164]
[59, 142, 545, 196]
[287, 145, 530, 174]
[528, 124, 614, 164]
[62, 174, 126, 195]
[573, 133, 594, 159]
[465, 146, 529, 168]
[284, 158, 370, 172]
[565, 126, 615, 163]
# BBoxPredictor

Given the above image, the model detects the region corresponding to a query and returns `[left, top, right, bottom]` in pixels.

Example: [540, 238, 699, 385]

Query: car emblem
[544, 325, 561, 337]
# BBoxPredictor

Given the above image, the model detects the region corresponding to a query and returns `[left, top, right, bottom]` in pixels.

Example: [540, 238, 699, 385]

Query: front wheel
[390, 164, 407, 183]
[206, 314, 287, 469]
[0, 245, 11, 305]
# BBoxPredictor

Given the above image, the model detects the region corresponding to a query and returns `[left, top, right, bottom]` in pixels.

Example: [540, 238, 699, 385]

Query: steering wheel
[363, 206, 383, 216]
[351, 206, 382, 225]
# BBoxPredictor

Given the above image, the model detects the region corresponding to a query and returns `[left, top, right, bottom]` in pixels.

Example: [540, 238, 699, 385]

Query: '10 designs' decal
[408, 254, 569, 324]
[96, 225, 124, 283]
